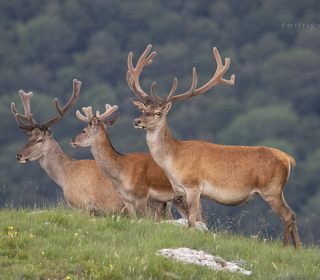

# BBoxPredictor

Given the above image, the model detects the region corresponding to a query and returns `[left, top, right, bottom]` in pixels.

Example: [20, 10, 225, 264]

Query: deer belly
[201, 181, 259, 206]
[148, 189, 177, 203]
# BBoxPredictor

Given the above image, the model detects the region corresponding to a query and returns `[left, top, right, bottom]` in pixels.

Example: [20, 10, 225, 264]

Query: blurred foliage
[0, 0, 319, 244]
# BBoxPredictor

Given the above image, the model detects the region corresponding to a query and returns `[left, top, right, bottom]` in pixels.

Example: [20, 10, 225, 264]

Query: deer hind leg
[196, 197, 208, 225]
[172, 196, 188, 219]
[261, 192, 300, 248]
[172, 196, 207, 224]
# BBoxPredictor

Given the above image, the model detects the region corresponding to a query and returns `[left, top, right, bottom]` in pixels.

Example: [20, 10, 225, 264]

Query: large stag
[12, 79, 125, 215]
[70, 104, 207, 222]
[127, 45, 300, 248]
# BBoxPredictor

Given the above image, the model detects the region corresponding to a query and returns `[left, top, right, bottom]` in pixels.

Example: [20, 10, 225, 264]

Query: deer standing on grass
[12, 79, 125, 215]
[127, 45, 300, 248]
[70, 104, 207, 223]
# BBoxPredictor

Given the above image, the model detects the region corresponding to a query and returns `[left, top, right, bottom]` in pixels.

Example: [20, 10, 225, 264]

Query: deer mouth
[70, 138, 79, 147]
[134, 125, 145, 129]
[17, 158, 28, 163]
[133, 121, 145, 129]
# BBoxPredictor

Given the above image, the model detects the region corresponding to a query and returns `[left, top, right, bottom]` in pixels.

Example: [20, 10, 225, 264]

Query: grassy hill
[0, 206, 319, 279]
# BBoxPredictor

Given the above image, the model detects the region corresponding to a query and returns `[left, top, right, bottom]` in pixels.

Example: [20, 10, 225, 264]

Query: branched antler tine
[171, 68, 198, 103]
[11, 90, 40, 130]
[193, 47, 234, 95]
[44, 79, 82, 128]
[169, 47, 234, 104]
[165, 78, 178, 103]
[11, 102, 32, 129]
[126, 71, 134, 91]
[83, 106, 93, 122]
[96, 104, 118, 122]
[76, 109, 89, 123]
[150, 82, 165, 105]
[127, 45, 156, 105]
[131, 75, 154, 105]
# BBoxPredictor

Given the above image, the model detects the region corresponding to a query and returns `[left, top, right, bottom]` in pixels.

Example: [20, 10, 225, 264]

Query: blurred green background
[1, 0, 319, 244]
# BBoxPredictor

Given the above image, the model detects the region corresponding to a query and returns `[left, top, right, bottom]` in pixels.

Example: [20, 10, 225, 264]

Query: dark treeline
[1, 0, 320, 244]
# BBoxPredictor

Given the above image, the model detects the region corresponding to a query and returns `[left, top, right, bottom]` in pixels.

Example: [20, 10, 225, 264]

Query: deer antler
[96, 104, 118, 122]
[76, 106, 93, 123]
[127, 46, 235, 106]
[44, 79, 82, 128]
[11, 90, 42, 131]
[12, 79, 82, 132]
[127, 44, 156, 105]
[76, 104, 118, 123]
[169, 47, 235, 103]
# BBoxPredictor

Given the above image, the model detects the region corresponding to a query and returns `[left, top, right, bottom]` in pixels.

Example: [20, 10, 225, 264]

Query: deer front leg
[185, 187, 201, 229]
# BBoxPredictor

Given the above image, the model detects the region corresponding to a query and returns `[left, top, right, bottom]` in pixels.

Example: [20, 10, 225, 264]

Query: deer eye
[82, 130, 86, 134]
[36, 138, 43, 143]
[155, 111, 161, 116]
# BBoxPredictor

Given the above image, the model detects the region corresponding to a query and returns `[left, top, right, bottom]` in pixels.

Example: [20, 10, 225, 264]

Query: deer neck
[146, 118, 177, 170]
[39, 137, 74, 189]
[90, 124, 124, 182]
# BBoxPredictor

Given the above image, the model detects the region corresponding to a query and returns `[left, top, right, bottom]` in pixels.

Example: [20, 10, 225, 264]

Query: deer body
[12, 80, 125, 215]
[71, 108, 207, 222]
[127, 45, 300, 248]
[146, 121, 295, 206]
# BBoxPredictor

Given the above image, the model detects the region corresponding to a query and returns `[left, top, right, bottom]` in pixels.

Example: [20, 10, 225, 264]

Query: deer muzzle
[133, 118, 144, 129]
[16, 153, 27, 163]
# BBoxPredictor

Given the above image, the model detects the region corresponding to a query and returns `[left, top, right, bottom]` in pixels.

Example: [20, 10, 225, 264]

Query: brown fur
[71, 116, 207, 223]
[133, 104, 300, 248]
[128, 45, 300, 248]
[16, 129, 125, 215]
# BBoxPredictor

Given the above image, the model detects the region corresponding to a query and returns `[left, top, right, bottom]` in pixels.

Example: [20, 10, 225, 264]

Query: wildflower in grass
[66, 276, 71, 279]
[42, 252, 44, 255]
[30, 234, 34, 238]
[75, 233, 78, 237]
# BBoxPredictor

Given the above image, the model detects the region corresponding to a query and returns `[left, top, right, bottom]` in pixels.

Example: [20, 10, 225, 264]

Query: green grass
[0, 206, 319, 280]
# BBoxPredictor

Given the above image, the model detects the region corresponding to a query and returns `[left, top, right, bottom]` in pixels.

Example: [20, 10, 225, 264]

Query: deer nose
[16, 153, 22, 161]
[133, 119, 141, 126]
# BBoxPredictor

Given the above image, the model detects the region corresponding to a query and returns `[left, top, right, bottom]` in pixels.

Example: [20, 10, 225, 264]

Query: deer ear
[163, 102, 172, 115]
[131, 98, 146, 112]
[104, 112, 119, 128]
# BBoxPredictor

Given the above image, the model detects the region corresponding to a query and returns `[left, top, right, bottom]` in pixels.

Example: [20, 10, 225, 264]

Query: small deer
[127, 45, 300, 248]
[11, 79, 125, 215]
[70, 104, 207, 223]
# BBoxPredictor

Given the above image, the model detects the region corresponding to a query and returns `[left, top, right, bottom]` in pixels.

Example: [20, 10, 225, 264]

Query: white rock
[160, 218, 210, 233]
[156, 247, 252, 275]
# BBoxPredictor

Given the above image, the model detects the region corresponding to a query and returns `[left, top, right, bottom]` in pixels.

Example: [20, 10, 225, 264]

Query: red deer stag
[70, 104, 207, 222]
[12, 79, 125, 215]
[127, 45, 300, 248]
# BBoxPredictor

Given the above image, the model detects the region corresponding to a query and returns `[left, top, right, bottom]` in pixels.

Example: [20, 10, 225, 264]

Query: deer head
[71, 104, 119, 148]
[127, 45, 235, 131]
[12, 79, 82, 163]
